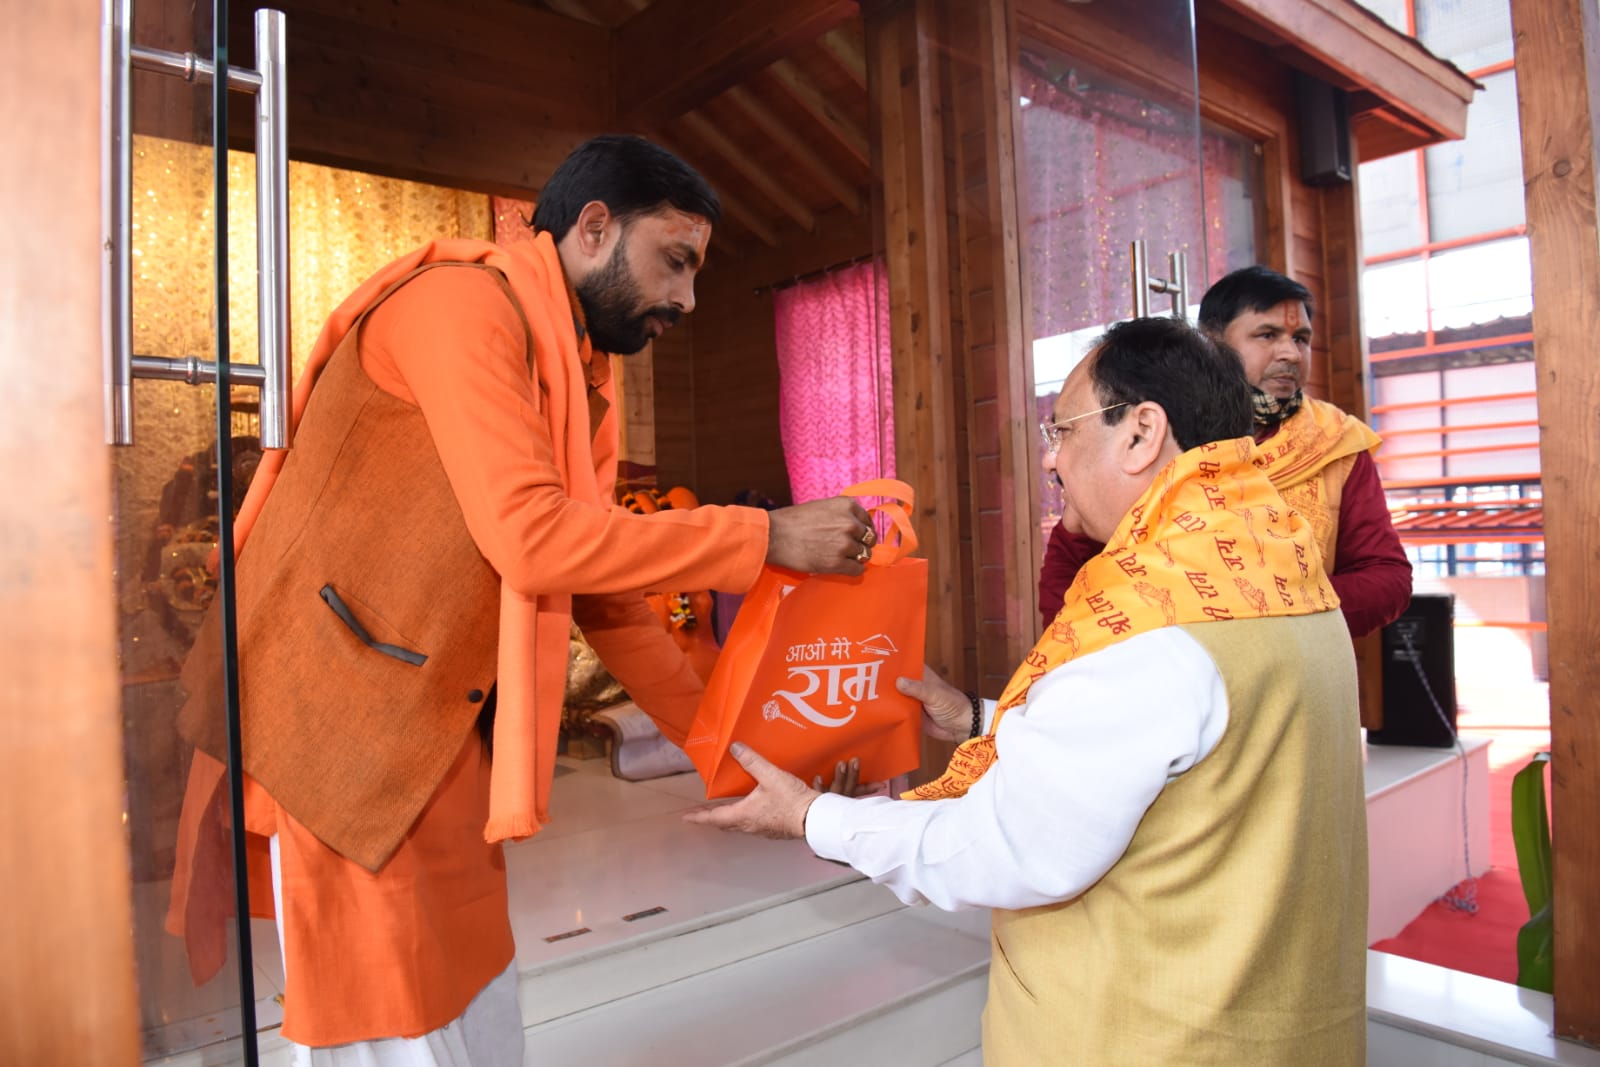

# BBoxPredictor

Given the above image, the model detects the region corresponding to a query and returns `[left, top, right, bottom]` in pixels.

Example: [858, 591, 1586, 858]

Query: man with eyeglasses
[688, 317, 1367, 1065]
[1039, 265, 1411, 636]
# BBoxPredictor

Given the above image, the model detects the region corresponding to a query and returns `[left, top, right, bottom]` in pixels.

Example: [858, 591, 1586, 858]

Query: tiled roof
[1388, 499, 1544, 543]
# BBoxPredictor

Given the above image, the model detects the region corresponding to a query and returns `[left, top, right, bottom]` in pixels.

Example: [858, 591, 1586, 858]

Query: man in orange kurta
[168, 135, 876, 1063]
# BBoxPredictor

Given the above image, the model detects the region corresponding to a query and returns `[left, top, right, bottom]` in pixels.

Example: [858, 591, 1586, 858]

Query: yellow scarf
[1253, 397, 1378, 491]
[1253, 398, 1379, 566]
[907, 436, 1340, 801]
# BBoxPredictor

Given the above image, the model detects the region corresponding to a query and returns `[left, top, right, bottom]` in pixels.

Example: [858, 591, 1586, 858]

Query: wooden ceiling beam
[1211, 0, 1475, 143]
[678, 110, 816, 232]
[723, 86, 864, 215]
[540, 0, 607, 25]
[647, 129, 781, 247]
[766, 58, 871, 167]
[584, 0, 648, 27]
[703, 184, 781, 248]
[615, 0, 858, 125]
[819, 26, 868, 91]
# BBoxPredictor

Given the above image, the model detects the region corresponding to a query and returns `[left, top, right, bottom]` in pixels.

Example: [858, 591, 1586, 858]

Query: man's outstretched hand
[897, 666, 975, 742]
[765, 497, 875, 576]
[682, 744, 859, 840]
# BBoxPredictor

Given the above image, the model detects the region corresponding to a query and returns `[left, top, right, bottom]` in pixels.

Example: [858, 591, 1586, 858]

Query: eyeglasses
[1039, 403, 1128, 453]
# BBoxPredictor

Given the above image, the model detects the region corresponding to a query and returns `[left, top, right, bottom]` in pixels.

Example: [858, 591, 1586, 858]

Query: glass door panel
[114, 0, 266, 1059]
[1015, 3, 1208, 545]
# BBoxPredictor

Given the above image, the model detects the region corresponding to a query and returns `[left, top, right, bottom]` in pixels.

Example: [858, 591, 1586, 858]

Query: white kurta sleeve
[804, 627, 1229, 911]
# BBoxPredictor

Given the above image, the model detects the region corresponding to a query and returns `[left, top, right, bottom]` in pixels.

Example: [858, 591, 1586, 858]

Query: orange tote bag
[684, 479, 928, 798]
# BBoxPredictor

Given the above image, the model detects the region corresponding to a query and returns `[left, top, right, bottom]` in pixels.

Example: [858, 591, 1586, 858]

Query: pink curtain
[774, 259, 895, 503]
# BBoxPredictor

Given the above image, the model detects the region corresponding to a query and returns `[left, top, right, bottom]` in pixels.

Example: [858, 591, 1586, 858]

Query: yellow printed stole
[1253, 398, 1380, 560]
[906, 436, 1341, 801]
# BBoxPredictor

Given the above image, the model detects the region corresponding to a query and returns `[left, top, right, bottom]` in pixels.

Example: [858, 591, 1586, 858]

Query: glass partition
[1015, 5, 1210, 544]
[116, 1, 263, 1059]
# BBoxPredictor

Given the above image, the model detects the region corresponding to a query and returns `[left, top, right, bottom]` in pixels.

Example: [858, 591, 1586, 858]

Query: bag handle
[866, 500, 917, 564]
[838, 479, 917, 566]
[840, 478, 914, 506]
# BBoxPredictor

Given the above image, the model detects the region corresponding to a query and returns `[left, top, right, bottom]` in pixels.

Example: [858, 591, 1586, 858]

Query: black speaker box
[1371, 593, 1458, 748]
[1295, 71, 1353, 187]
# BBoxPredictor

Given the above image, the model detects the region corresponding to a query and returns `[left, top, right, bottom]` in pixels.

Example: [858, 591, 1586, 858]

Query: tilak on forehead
[657, 210, 711, 252]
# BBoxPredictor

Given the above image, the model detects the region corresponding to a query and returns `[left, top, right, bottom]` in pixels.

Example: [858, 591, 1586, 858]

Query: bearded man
[167, 135, 875, 1064]
[1039, 265, 1411, 637]
[690, 318, 1368, 1065]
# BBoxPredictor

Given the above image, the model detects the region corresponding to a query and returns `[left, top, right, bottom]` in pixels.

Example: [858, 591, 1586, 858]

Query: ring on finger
[861, 527, 876, 547]
[855, 547, 870, 563]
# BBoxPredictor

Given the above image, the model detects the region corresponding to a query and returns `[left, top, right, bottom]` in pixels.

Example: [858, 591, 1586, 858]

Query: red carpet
[1370, 728, 1548, 983]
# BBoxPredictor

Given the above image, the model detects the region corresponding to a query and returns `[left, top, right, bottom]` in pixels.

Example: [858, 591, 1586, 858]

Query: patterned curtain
[774, 259, 895, 503]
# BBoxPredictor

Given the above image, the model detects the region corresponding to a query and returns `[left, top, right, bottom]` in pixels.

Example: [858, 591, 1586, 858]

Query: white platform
[1363, 737, 1492, 940]
[1369, 951, 1600, 1066]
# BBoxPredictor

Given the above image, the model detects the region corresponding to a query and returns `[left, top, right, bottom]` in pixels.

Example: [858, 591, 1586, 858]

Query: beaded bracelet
[967, 691, 983, 739]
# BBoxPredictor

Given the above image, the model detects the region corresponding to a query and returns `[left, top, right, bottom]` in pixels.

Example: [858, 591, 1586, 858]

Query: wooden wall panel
[1319, 156, 1368, 420]
[679, 283, 792, 506]
[1, 3, 140, 1063]
[228, 0, 609, 197]
[651, 321, 697, 492]
[1316, 129, 1384, 732]
[1509, 0, 1600, 1041]
[615, 344, 659, 476]
[942, 29, 979, 696]
[946, 0, 1032, 696]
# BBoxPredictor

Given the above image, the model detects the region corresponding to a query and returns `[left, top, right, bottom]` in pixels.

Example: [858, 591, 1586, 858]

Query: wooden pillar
[0, 3, 141, 1064]
[1317, 137, 1385, 731]
[946, 0, 1035, 693]
[866, 0, 963, 681]
[1509, 0, 1600, 1043]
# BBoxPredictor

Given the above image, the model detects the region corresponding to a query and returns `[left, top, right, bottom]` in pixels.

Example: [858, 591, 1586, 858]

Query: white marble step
[517, 875, 905, 1029]
[155, 878, 989, 1067]
[522, 892, 991, 1066]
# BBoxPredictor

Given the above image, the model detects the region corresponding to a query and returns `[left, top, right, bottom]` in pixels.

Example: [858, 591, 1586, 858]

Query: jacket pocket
[319, 583, 428, 667]
[990, 926, 1038, 1004]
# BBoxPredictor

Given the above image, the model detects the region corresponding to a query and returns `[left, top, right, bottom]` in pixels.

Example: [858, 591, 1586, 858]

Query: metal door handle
[254, 10, 289, 448]
[1129, 240, 1189, 320]
[103, 2, 291, 448]
[101, 0, 132, 445]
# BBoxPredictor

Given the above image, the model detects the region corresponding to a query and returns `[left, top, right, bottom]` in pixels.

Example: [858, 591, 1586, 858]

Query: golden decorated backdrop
[129, 136, 492, 380]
